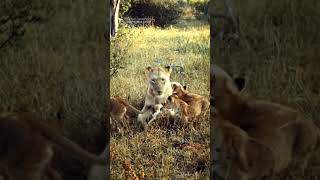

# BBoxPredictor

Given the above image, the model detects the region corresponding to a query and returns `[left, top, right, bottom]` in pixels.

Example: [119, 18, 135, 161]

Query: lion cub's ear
[164, 65, 172, 74]
[183, 85, 187, 90]
[172, 83, 178, 90]
[146, 66, 153, 72]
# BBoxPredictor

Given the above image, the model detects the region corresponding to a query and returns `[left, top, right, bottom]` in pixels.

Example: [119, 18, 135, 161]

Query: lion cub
[166, 95, 191, 122]
[0, 112, 105, 180]
[171, 82, 209, 117]
[110, 96, 141, 133]
[138, 66, 173, 128]
[212, 113, 275, 180]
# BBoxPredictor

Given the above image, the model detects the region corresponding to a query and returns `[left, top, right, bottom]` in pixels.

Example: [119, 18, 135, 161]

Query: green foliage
[119, 0, 133, 17]
[110, 24, 139, 77]
[126, 0, 183, 27]
[189, 0, 208, 14]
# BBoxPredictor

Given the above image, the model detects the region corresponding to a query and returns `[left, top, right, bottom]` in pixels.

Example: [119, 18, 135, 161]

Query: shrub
[110, 23, 139, 77]
[125, 0, 182, 27]
[119, 0, 133, 17]
[189, 0, 209, 14]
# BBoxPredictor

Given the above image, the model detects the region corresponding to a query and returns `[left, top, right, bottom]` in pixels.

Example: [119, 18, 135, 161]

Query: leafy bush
[119, 0, 133, 17]
[189, 0, 209, 14]
[126, 0, 182, 27]
[110, 24, 139, 77]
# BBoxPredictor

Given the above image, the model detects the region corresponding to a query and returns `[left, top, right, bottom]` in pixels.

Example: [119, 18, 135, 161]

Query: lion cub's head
[211, 65, 247, 116]
[212, 114, 275, 180]
[146, 66, 172, 96]
[165, 94, 184, 117]
[166, 95, 177, 108]
[171, 81, 187, 96]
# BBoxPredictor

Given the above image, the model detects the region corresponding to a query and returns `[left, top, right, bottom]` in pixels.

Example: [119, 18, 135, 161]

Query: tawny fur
[171, 81, 210, 117]
[110, 96, 141, 134]
[212, 113, 275, 180]
[166, 95, 192, 123]
[0, 112, 105, 180]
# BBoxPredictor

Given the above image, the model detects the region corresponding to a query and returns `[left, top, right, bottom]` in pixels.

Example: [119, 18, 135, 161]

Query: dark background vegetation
[211, 0, 320, 179]
[0, 0, 107, 179]
[111, 0, 209, 77]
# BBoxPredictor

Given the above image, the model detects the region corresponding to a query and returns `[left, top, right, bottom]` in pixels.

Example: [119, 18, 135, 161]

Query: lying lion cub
[212, 64, 320, 176]
[0, 112, 105, 180]
[171, 81, 209, 117]
[212, 113, 275, 180]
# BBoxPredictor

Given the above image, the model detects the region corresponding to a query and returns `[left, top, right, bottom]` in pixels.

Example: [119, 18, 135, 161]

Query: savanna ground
[110, 2, 210, 179]
[211, 0, 320, 179]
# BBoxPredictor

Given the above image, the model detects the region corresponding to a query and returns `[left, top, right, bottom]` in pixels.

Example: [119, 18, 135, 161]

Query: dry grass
[211, 0, 320, 179]
[110, 16, 210, 178]
[0, 0, 107, 179]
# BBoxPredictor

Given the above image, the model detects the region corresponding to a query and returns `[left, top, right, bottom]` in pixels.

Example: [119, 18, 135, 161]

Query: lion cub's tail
[118, 98, 142, 114]
[25, 115, 105, 165]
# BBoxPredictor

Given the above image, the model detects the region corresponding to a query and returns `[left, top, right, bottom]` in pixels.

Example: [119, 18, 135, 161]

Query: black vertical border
[106, 0, 111, 179]
[209, 0, 215, 179]
[209, 15, 214, 180]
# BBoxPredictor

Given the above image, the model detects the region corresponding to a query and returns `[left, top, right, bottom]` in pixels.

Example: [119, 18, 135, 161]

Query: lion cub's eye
[161, 78, 165, 81]
[173, 92, 178, 95]
[151, 79, 156, 83]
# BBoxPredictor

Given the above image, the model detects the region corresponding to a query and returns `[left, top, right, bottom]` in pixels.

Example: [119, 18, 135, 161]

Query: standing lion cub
[0, 112, 105, 180]
[138, 66, 173, 128]
[110, 96, 141, 134]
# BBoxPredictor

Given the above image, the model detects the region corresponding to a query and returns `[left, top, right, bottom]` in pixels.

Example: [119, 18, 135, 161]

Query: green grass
[110, 14, 210, 179]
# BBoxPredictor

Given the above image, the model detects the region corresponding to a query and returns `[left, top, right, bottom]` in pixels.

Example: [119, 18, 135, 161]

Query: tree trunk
[110, 0, 121, 38]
